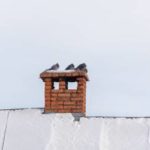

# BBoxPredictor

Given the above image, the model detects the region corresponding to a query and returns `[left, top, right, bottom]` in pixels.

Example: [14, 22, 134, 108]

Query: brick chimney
[40, 70, 89, 114]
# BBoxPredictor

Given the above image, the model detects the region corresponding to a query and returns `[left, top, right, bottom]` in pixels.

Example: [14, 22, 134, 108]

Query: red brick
[67, 89, 77, 93]
[71, 109, 82, 113]
[45, 103, 50, 107]
[51, 90, 59, 93]
[45, 95, 50, 99]
[71, 94, 78, 97]
[58, 93, 70, 97]
[56, 105, 64, 109]
[44, 108, 51, 112]
[57, 101, 64, 105]
[71, 105, 82, 109]
[58, 89, 65, 93]
[71, 97, 82, 101]
[51, 93, 57, 97]
[45, 85, 52, 89]
[64, 101, 76, 105]
[59, 83, 66, 86]
[45, 101, 51, 104]
[51, 97, 57, 101]
[44, 78, 52, 82]
[59, 86, 66, 89]
[76, 101, 83, 105]
[49, 109, 58, 112]
[78, 86, 85, 89]
[51, 101, 57, 105]
[57, 109, 70, 113]
[57, 97, 70, 101]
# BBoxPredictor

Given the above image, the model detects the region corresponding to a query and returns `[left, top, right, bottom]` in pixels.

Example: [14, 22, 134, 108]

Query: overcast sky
[0, 0, 150, 116]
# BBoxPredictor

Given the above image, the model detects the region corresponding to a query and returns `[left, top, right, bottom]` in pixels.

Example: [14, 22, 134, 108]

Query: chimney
[40, 70, 89, 114]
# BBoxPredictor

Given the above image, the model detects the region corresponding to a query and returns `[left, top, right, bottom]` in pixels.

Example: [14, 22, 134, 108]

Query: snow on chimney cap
[40, 70, 89, 81]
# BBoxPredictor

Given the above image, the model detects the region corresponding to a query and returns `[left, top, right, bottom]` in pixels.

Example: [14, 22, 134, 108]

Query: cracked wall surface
[0, 109, 150, 150]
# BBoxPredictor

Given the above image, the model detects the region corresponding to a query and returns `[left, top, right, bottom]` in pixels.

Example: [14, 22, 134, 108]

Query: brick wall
[40, 71, 89, 114]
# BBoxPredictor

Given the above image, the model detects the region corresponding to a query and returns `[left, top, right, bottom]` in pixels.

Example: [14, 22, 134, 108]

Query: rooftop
[0, 108, 149, 150]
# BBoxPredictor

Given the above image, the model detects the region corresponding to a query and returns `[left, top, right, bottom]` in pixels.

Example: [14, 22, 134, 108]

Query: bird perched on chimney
[75, 63, 88, 73]
[65, 64, 75, 70]
[45, 63, 60, 71]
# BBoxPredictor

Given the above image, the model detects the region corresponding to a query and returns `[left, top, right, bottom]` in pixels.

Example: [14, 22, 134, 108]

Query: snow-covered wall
[0, 109, 150, 150]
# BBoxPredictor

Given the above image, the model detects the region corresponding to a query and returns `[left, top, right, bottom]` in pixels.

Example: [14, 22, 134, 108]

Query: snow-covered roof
[0, 109, 149, 150]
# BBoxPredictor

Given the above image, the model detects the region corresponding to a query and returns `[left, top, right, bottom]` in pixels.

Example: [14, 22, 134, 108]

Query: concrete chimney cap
[40, 70, 89, 81]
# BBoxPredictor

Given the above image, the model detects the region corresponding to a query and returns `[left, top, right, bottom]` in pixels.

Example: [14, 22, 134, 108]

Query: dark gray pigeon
[82, 68, 88, 73]
[45, 63, 59, 71]
[75, 63, 86, 70]
[65, 64, 75, 70]
[75, 63, 88, 72]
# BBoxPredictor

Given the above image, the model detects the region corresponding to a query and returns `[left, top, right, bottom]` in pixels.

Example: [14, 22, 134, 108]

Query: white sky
[0, 0, 150, 116]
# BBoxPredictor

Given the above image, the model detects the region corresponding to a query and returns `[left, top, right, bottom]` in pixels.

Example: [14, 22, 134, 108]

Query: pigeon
[75, 63, 88, 72]
[65, 64, 75, 70]
[82, 68, 88, 73]
[45, 63, 60, 71]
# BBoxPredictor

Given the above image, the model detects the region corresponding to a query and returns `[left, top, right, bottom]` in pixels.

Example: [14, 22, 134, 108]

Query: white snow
[0, 111, 8, 150]
[2, 109, 55, 150]
[46, 70, 75, 73]
[0, 109, 150, 150]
